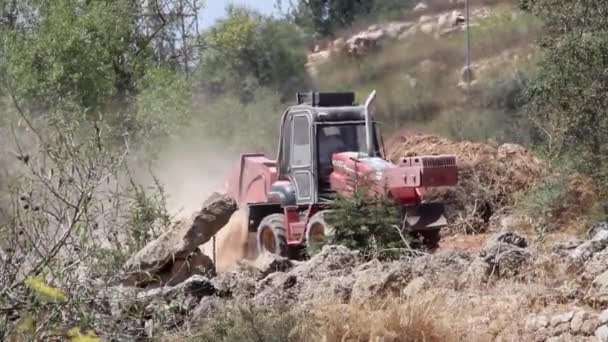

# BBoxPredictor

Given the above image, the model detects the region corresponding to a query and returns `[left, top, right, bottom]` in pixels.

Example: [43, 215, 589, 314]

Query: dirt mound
[386, 133, 546, 234]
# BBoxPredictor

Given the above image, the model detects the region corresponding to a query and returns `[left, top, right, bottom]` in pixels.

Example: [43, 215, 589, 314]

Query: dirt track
[200, 209, 257, 272]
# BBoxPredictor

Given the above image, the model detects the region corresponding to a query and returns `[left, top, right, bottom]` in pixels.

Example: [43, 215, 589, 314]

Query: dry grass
[303, 296, 454, 342]
[315, 3, 543, 142]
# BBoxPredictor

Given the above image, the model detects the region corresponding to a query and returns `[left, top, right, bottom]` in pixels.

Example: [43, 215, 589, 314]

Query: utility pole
[465, 0, 471, 86]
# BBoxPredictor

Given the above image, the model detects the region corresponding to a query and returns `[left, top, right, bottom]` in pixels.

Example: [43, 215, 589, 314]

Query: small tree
[325, 186, 416, 260]
[523, 0, 608, 193]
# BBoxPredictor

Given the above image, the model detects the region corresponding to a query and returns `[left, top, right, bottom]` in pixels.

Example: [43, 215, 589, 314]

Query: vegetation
[325, 187, 418, 260]
[1, 0, 608, 339]
[522, 0, 608, 194]
[289, 0, 417, 37]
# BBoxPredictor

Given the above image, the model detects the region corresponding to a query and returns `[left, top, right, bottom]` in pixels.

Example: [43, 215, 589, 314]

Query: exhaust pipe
[364, 90, 377, 157]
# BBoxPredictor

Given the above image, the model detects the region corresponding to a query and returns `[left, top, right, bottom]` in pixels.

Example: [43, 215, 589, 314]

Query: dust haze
[147, 137, 261, 271]
[148, 138, 236, 220]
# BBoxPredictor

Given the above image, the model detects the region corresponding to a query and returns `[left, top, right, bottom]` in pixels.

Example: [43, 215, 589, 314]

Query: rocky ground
[103, 133, 607, 341]
[101, 222, 608, 341]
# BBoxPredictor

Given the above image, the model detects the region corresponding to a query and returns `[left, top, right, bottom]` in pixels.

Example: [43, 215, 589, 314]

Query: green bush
[188, 301, 305, 342]
[524, 0, 608, 195]
[325, 187, 415, 260]
[197, 6, 309, 102]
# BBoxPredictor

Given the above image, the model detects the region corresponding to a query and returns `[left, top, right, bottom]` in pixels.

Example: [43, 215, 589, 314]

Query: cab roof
[289, 91, 367, 123]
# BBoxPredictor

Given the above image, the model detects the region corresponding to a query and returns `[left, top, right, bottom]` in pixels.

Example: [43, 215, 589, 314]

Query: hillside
[307, 0, 541, 143]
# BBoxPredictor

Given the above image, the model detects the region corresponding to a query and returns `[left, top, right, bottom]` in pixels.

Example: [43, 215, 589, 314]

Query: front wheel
[257, 214, 288, 257]
[305, 210, 336, 250]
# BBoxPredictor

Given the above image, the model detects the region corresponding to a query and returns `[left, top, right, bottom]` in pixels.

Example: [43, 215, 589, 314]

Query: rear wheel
[257, 214, 288, 257]
[305, 210, 336, 250]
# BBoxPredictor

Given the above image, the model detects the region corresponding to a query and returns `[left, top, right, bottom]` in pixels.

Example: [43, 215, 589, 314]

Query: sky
[198, 0, 281, 29]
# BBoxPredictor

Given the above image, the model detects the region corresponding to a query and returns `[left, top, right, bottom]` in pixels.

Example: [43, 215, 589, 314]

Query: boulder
[123, 193, 237, 287]
[346, 30, 386, 57]
[398, 26, 419, 41]
[550, 311, 575, 327]
[412, 251, 473, 285]
[592, 270, 608, 299]
[191, 296, 224, 322]
[420, 23, 435, 35]
[600, 309, 608, 324]
[419, 15, 433, 24]
[525, 315, 549, 332]
[413, 2, 428, 12]
[479, 232, 532, 278]
[212, 268, 259, 299]
[596, 325, 608, 342]
[571, 311, 588, 334]
[450, 10, 466, 26]
[385, 22, 412, 39]
[350, 259, 413, 304]
[437, 13, 451, 32]
[292, 245, 360, 279]
[255, 245, 360, 305]
[487, 231, 528, 248]
[402, 277, 429, 298]
[569, 228, 608, 266]
[137, 275, 216, 301]
[583, 249, 608, 280]
[251, 252, 293, 278]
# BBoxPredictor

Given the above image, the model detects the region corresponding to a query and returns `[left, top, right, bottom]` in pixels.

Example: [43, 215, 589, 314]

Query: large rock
[569, 225, 608, 267]
[412, 251, 473, 286]
[583, 249, 608, 280]
[191, 296, 224, 322]
[123, 193, 237, 287]
[255, 245, 360, 305]
[346, 30, 386, 57]
[137, 275, 216, 301]
[292, 245, 360, 278]
[249, 252, 293, 278]
[350, 259, 413, 304]
[479, 232, 532, 278]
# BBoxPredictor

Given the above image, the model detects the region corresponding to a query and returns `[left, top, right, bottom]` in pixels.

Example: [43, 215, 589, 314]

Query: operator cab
[317, 123, 375, 192]
[276, 91, 382, 204]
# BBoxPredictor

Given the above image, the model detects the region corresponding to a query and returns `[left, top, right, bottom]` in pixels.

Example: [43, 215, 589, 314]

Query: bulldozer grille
[422, 156, 457, 168]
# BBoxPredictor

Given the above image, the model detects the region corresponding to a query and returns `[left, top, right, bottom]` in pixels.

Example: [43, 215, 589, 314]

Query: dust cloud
[147, 138, 260, 271]
[148, 138, 236, 220]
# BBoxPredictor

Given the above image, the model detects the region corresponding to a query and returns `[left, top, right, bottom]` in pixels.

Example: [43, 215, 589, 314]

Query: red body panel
[225, 153, 279, 207]
[329, 152, 457, 205]
[225, 151, 458, 246]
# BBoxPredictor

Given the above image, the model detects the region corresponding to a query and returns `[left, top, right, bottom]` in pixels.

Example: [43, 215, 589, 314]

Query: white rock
[419, 15, 433, 23]
[451, 10, 465, 26]
[398, 26, 418, 40]
[599, 309, 608, 324]
[596, 325, 608, 342]
[571, 311, 588, 333]
[437, 13, 451, 31]
[420, 23, 435, 35]
[550, 311, 575, 327]
[525, 315, 549, 332]
[413, 2, 428, 11]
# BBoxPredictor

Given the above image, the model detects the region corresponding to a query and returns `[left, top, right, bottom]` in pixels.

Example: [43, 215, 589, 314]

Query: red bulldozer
[223, 91, 458, 258]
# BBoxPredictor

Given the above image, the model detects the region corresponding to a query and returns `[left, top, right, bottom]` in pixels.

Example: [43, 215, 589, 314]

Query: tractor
[224, 90, 458, 258]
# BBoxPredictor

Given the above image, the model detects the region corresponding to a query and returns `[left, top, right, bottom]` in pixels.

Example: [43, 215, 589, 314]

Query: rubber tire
[305, 210, 336, 249]
[257, 214, 288, 257]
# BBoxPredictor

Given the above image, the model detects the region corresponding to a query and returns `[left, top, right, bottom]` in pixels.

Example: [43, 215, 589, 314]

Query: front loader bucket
[403, 202, 447, 231]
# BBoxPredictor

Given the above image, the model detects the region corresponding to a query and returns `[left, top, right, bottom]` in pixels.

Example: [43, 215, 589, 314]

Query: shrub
[325, 186, 417, 260]
[185, 301, 306, 342]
